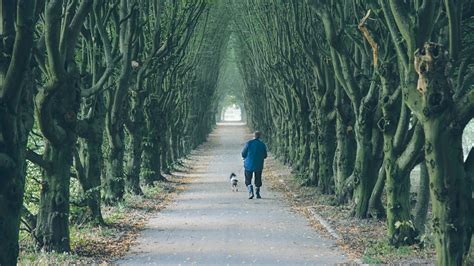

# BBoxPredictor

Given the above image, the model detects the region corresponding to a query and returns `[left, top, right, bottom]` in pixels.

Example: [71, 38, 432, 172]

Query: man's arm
[242, 142, 249, 158]
[263, 144, 268, 159]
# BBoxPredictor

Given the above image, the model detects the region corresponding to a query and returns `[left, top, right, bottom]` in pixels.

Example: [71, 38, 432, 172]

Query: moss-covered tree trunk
[378, 63, 424, 244]
[160, 125, 171, 174]
[142, 95, 166, 185]
[166, 127, 174, 169]
[171, 128, 181, 162]
[304, 110, 319, 186]
[77, 133, 104, 223]
[368, 163, 386, 218]
[76, 95, 105, 224]
[351, 123, 377, 218]
[382, 1, 473, 260]
[124, 128, 143, 195]
[104, 112, 126, 203]
[349, 78, 381, 218]
[295, 92, 311, 172]
[36, 81, 80, 253]
[35, 0, 93, 252]
[316, 110, 335, 193]
[383, 120, 423, 245]
[124, 75, 146, 195]
[385, 159, 416, 244]
[318, 9, 381, 218]
[36, 141, 74, 252]
[0, 1, 36, 263]
[0, 80, 34, 265]
[334, 85, 355, 200]
[413, 162, 429, 234]
[425, 123, 468, 265]
[315, 82, 336, 193]
[103, 0, 135, 204]
[415, 43, 471, 265]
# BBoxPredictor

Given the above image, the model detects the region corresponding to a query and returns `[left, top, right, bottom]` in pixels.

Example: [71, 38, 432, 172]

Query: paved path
[117, 123, 348, 265]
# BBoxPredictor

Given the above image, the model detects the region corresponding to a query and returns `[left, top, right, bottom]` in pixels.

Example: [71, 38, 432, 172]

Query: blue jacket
[242, 138, 268, 171]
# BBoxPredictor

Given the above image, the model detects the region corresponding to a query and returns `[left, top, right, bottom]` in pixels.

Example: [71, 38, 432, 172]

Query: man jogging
[241, 131, 268, 199]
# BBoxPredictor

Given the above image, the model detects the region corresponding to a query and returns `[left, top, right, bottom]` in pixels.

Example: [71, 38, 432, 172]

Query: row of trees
[0, 1, 232, 264]
[1, 0, 473, 264]
[232, 0, 474, 264]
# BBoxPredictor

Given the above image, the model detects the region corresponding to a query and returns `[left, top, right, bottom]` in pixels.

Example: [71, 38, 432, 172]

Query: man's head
[254, 131, 262, 139]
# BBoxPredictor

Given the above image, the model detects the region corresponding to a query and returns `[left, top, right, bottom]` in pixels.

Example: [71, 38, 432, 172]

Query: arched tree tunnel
[214, 34, 247, 123]
[0, 0, 473, 265]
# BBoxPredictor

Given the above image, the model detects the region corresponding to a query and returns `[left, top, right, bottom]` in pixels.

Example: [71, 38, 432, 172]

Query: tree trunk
[413, 162, 429, 234]
[103, 0, 135, 204]
[78, 135, 104, 224]
[334, 106, 355, 199]
[351, 119, 378, 218]
[300, 124, 311, 171]
[124, 78, 146, 195]
[0, 1, 36, 263]
[104, 129, 125, 204]
[103, 62, 131, 204]
[318, 10, 380, 215]
[317, 109, 336, 193]
[425, 123, 468, 265]
[415, 43, 470, 265]
[125, 128, 143, 195]
[104, 76, 127, 204]
[35, 72, 81, 253]
[142, 136, 165, 185]
[308, 132, 319, 186]
[166, 128, 174, 169]
[0, 121, 25, 264]
[160, 128, 171, 174]
[171, 129, 180, 162]
[76, 94, 106, 224]
[368, 164, 386, 219]
[35, 144, 73, 252]
[293, 121, 303, 171]
[385, 160, 416, 245]
[0, 91, 33, 264]
[142, 96, 166, 185]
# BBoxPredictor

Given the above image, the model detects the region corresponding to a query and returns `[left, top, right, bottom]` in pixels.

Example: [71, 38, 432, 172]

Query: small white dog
[229, 173, 238, 192]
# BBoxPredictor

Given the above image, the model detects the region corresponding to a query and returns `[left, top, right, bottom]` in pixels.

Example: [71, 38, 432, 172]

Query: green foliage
[362, 239, 421, 264]
[18, 251, 84, 265]
[23, 161, 42, 213]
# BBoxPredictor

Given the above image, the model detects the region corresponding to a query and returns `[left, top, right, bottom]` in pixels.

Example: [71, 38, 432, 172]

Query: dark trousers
[245, 170, 262, 187]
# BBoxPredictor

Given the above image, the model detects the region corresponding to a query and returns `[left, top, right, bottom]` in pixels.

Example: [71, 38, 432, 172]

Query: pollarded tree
[353, 6, 426, 244]
[382, 1, 474, 263]
[141, 0, 207, 185]
[103, 0, 138, 204]
[291, 0, 340, 193]
[34, 0, 94, 252]
[73, 0, 121, 223]
[124, 0, 168, 194]
[312, 1, 384, 218]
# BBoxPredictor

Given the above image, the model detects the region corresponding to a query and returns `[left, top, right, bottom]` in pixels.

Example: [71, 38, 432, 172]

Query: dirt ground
[117, 123, 350, 265]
